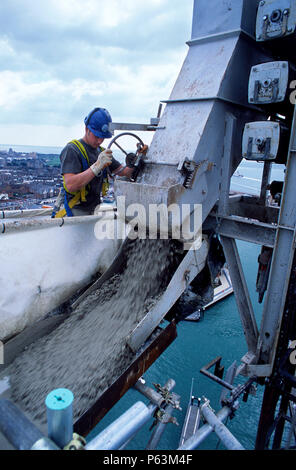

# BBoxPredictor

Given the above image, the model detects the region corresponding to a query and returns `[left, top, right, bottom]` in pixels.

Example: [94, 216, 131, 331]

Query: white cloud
[0, 0, 193, 146]
[0, 37, 15, 58]
[0, 71, 61, 109]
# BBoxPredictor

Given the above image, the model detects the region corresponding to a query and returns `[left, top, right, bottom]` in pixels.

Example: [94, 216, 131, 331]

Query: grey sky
[0, 0, 193, 146]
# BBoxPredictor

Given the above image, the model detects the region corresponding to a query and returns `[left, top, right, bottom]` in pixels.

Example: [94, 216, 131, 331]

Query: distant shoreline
[0, 143, 62, 155]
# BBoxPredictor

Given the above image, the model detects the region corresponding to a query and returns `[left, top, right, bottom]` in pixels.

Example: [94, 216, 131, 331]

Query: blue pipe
[45, 388, 74, 449]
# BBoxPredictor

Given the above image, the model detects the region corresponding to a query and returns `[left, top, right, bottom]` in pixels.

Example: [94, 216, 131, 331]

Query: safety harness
[53, 140, 106, 218]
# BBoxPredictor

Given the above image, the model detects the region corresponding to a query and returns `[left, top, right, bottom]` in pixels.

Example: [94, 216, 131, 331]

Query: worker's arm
[63, 169, 96, 193]
[112, 165, 135, 179]
[63, 149, 112, 192]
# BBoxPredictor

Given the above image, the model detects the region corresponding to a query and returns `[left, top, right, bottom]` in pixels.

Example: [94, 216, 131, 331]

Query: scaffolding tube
[178, 403, 241, 451]
[201, 403, 245, 450]
[0, 399, 59, 450]
[85, 401, 157, 450]
[0, 206, 116, 220]
[146, 403, 175, 450]
[134, 379, 176, 408]
[0, 213, 114, 234]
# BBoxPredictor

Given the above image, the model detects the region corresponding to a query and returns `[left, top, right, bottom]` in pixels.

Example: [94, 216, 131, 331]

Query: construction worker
[53, 107, 136, 217]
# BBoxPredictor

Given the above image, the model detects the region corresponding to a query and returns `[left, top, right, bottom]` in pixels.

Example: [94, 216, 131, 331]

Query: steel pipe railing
[0, 399, 59, 450]
[85, 401, 156, 450]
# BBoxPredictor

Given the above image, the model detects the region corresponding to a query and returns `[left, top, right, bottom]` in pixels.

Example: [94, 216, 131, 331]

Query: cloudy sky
[0, 0, 194, 147]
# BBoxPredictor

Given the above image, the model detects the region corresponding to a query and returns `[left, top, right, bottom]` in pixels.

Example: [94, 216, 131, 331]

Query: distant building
[0, 149, 61, 210]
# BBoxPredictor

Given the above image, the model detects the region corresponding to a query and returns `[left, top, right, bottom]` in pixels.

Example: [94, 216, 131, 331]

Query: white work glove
[90, 149, 113, 176]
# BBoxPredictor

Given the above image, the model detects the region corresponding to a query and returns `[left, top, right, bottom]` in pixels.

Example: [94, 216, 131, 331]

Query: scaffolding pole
[178, 402, 241, 451]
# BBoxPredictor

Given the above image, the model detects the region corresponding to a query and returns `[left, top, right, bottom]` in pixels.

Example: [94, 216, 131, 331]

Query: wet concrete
[5, 239, 175, 428]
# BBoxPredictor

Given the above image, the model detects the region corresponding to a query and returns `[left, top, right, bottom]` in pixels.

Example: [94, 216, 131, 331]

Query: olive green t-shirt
[60, 139, 120, 212]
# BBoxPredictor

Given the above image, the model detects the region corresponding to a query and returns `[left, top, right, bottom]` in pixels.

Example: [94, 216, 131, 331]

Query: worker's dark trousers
[71, 206, 94, 216]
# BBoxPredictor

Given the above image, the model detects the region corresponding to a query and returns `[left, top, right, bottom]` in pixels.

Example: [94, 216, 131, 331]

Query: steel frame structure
[189, 0, 296, 450]
[117, 0, 296, 449]
[203, 105, 296, 376]
[106, 0, 296, 449]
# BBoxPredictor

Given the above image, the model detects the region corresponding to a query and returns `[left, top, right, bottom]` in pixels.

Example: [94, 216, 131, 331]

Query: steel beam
[255, 250, 296, 448]
[162, 95, 264, 113]
[220, 236, 259, 353]
[218, 113, 237, 217]
[258, 107, 296, 366]
[259, 161, 272, 205]
[110, 123, 159, 132]
[207, 215, 276, 248]
[227, 197, 280, 225]
[285, 404, 296, 450]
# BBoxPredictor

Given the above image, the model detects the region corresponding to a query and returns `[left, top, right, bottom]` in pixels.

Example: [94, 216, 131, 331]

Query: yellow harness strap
[55, 140, 91, 218]
[55, 192, 82, 218]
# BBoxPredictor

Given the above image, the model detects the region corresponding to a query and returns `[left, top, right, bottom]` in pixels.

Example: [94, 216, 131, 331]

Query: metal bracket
[153, 383, 182, 411]
[247, 136, 272, 160]
[253, 78, 279, 103]
[63, 433, 86, 450]
[180, 160, 197, 189]
[260, 7, 290, 41]
[200, 357, 232, 391]
[149, 411, 176, 432]
[200, 357, 258, 408]
[109, 122, 165, 132]
[243, 363, 273, 377]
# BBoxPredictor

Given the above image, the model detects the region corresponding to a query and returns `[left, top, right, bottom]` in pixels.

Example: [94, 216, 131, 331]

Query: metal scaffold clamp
[63, 433, 86, 451]
[147, 382, 182, 431]
[150, 409, 179, 430]
[200, 397, 216, 423]
[153, 383, 182, 411]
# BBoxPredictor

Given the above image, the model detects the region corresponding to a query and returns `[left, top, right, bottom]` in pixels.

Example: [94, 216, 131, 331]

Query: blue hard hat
[84, 107, 113, 139]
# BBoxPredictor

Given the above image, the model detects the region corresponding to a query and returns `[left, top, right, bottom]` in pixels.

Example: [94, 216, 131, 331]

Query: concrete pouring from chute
[0, 0, 269, 353]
